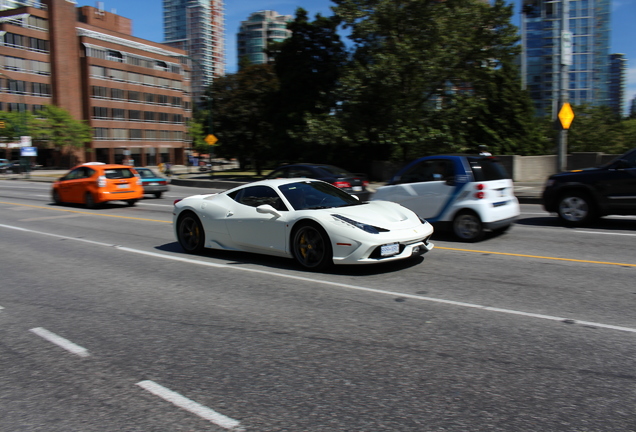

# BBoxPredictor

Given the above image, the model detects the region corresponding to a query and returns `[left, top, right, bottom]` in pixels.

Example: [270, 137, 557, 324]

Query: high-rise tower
[237, 10, 292, 66]
[521, 0, 611, 117]
[163, 0, 224, 101]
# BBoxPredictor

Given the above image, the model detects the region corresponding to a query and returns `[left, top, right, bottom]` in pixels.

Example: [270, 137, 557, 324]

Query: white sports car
[173, 178, 434, 270]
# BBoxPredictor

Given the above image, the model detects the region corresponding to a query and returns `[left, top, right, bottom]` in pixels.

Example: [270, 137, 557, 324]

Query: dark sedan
[265, 163, 370, 199]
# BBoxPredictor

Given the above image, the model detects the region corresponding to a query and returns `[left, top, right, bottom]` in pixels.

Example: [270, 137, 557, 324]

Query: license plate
[117, 184, 129, 189]
[353, 186, 362, 192]
[381, 243, 399, 257]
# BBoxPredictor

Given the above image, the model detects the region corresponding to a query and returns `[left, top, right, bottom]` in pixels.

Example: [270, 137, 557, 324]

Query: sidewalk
[2, 167, 545, 205]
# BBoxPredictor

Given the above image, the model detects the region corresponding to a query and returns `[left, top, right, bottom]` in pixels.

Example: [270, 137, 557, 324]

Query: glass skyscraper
[237, 10, 292, 65]
[521, 0, 610, 117]
[163, 0, 224, 101]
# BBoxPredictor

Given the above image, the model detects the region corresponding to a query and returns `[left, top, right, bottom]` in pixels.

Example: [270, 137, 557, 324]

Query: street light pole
[558, 0, 571, 173]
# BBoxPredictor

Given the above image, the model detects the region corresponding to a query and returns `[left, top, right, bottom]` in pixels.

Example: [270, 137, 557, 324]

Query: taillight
[135, 173, 142, 186]
[97, 175, 106, 188]
[173, 199, 182, 206]
[159, 180, 167, 185]
[362, 180, 369, 187]
[475, 183, 485, 199]
[333, 181, 351, 188]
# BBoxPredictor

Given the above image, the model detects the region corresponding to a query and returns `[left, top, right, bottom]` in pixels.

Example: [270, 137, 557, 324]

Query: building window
[128, 91, 140, 102]
[107, 50, 124, 62]
[129, 129, 142, 140]
[93, 128, 109, 139]
[144, 93, 155, 103]
[8, 80, 28, 94]
[111, 88, 125, 100]
[112, 108, 125, 120]
[128, 110, 141, 121]
[32, 82, 51, 97]
[158, 112, 169, 123]
[92, 106, 109, 119]
[144, 111, 155, 122]
[113, 128, 127, 140]
[91, 86, 108, 98]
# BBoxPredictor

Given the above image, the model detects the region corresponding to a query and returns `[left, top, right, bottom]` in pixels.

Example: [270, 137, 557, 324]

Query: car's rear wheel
[126, 199, 137, 206]
[177, 212, 205, 254]
[52, 190, 62, 205]
[154, 192, 163, 199]
[85, 192, 96, 209]
[453, 210, 484, 242]
[292, 222, 332, 270]
[557, 192, 596, 226]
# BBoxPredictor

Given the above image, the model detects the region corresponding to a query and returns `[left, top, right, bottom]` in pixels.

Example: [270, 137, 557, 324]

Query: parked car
[0, 159, 9, 172]
[265, 163, 370, 200]
[135, 167, 169, 198]
[372, 154, 519, 242]
[52, 162, 143, 208]
[173, 178, 434, 270]
[543, 147, 636, 226]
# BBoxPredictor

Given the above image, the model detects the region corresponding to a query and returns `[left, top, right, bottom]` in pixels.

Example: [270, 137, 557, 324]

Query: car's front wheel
[292, 222, 332, 270]
[557, 192, 596, 226]
[52, 190, 62, 205]
[453, 210, 484, 242]
[177, 212, 205, 254]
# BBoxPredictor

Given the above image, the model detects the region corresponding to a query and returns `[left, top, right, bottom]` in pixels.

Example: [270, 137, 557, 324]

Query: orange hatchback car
[52, 163, 143, 208]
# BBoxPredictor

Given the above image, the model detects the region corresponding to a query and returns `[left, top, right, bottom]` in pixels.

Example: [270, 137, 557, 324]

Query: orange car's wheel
[85, 192, 96, 209]
[52, 190, 62, 205]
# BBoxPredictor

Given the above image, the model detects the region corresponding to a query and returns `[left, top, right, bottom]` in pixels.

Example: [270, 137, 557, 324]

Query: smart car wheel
[85, 192, 96, 209]
[292, 222, 332, 270]
[557, 192, 596, 226]
[52, 190, 62, 205]
[453, 211, 484, 242]
[177, 213, 205, 254]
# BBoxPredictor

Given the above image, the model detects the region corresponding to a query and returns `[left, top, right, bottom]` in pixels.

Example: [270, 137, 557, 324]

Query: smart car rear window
[468, 157, 509, 181]
[104, 169, 134, 179]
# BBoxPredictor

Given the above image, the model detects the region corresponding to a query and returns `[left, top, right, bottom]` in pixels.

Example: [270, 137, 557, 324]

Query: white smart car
[372, 155, 519, 242]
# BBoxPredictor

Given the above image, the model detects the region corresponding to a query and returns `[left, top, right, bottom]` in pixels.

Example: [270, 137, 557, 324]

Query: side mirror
[256, 204, 282, 218]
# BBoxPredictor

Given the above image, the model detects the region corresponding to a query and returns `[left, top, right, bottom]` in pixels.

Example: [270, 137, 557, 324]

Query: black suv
[543, 148, 636, 225]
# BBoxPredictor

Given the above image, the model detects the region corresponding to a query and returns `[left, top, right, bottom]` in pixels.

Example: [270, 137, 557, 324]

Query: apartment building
[1, 0, 192, 166]
[237, 10, 292, 66]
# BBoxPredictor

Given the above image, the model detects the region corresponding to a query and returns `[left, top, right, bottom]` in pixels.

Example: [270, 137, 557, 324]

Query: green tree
[38, 105, 92, 167]
[314, 0, 541, 164]
[566, 104, 623, 153]
[268, 9, 347, 162]
[208, 64, 279, 174]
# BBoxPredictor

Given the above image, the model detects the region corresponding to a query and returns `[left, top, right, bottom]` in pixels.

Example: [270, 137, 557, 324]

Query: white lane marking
[137, 202, 172, 207]
[137, 380, 242, 430]
[0, 224, 116, 246]
[20, 214, 83, 222]
[0, 305, 4, 310]
[4, 223, 636, 335]
[574, 230, 636, 237]
[30, 327, 90, 357]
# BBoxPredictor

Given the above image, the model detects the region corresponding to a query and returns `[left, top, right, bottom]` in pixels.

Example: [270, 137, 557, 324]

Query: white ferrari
[173, 179, 434, 270]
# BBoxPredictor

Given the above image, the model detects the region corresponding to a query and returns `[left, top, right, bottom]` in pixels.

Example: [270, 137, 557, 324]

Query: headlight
[332, 214, 388, 234]
[545, 179, 555, 188]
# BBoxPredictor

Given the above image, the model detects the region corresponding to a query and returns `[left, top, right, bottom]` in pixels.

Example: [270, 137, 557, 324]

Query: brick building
[1, 0, 192, 166]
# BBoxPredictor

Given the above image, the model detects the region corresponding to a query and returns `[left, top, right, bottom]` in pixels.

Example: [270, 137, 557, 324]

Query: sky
[76, 0, 636, 115]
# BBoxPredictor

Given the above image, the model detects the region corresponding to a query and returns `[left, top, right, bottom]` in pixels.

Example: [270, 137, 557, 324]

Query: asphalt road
[1, 180, 635, 431]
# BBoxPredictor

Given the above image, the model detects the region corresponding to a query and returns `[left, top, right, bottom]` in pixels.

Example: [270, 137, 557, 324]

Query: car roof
[73, 163, 135, 170]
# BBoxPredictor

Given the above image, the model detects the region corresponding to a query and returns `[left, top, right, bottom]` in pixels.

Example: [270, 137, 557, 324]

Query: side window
[268, 168, 287, 178]
[64, 168, 83, 180]
[289, 168, 314, 178]
[397, 160, 455, 184]
[233, 186, 285, 210]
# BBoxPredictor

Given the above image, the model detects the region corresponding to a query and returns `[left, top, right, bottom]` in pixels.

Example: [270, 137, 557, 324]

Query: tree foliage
[208, 63, 279, 174]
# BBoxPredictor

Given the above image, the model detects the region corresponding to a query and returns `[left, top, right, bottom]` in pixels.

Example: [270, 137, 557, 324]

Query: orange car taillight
[97, 175, 106, 188]
[475, 183, 485, 199]
[135, 174, 142, 186]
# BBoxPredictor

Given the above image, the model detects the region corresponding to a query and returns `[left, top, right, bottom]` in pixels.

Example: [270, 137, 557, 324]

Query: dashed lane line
[30, 327, 90, 357]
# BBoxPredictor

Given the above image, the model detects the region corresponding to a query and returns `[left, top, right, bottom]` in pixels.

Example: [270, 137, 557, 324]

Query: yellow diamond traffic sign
[558, 103, 575, 130]
[205, 134, 218, 145]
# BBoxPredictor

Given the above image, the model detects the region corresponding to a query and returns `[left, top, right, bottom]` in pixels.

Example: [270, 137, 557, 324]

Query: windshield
[136, 169, 157, 178]
[278, 181, 361, 210]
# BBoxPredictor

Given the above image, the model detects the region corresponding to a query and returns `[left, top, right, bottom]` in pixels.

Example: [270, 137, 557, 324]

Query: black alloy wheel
[177, 213, 205, 253]
[292, 222, 332, 270]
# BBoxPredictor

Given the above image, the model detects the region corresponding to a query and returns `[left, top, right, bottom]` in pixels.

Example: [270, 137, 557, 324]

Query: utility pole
[558, 0, 572, 172]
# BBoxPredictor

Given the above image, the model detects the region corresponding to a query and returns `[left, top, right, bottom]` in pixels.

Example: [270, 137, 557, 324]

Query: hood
[328, 201, 420, 227]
